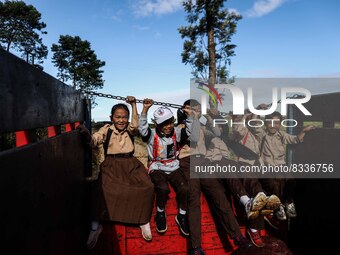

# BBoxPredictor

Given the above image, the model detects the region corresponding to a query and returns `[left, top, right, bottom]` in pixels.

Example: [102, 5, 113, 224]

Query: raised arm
[204, 108, 221, 137]
[126, 96, 138, 134]
[297, 125, 316, 142]
[181, 104, 201, 143]
[138, 98, 154, 140]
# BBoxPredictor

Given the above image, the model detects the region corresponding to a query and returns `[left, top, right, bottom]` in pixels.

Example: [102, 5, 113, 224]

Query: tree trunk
[73, 72, 76, 88]
[206, 2, 217, 109]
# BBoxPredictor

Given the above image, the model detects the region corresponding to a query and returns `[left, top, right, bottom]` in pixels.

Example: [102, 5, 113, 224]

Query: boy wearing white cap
[138, 98, 194, 237]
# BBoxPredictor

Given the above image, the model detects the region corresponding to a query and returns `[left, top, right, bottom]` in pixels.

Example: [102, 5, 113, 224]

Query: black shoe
[233, 235, 252, 249]
[190, 247, 205, 255]
[155, 211, 167, 233]
[175, 214, 189, 236]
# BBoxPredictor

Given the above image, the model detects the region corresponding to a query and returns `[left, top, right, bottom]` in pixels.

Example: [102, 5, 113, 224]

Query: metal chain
[80, 89, 231, 116]
[80, 90, 305, 117]
[81, 90, 183, 109]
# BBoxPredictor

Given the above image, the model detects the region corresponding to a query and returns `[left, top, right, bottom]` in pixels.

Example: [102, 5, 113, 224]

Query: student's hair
[177, 99, 201, 125]
[265, 111, 282, 122]
[176, 109, 185, 125]
[111, 103, 130, 117]
[183, 99, 201, 107]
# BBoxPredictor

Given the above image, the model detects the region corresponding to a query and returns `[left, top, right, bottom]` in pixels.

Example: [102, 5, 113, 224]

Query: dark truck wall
[0, 49, 90, 255]
[287, 91, 340, 254]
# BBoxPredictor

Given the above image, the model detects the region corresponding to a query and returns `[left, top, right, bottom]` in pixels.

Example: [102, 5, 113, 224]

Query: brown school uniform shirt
[233, 123, 262, 165]
[233, 114, 301, 166]
[205, 137, 231, 162]
[258, 130, 300, 166]
[178, 123, 221, 159]
[90, 113, 138, 154]
[178, 128, 206, 159]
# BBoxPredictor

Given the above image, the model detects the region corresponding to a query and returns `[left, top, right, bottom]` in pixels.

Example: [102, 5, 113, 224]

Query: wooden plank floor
[89, 188, 293, 255]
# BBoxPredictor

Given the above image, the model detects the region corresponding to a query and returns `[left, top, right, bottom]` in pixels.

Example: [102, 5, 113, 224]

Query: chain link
[81, 90, 184, 109]
[81, 89, 231, 116]
[80, 90, 303, 117]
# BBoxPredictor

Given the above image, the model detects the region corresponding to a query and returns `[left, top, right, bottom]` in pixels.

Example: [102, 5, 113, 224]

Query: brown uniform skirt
[94, 156, 154, 224]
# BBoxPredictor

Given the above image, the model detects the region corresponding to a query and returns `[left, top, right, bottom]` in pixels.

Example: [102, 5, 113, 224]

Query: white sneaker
[275, 204, 287, 221]
[140, 222, 152, 241]
[252, 192, 268, 211]
[265, 194, 281, 211]
[87, 224, 103, 249]
[285, 202, 297, 218]
[245, 199, 260, 220]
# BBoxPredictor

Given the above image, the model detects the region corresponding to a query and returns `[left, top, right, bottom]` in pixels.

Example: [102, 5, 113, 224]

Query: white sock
[91, 221, 99, 231]
[240, 195, 250, 206]
[140, 222, 150, 228]
[250, 228, 258, 233]
[157, 206, 164, 212]
[179, 208, 186, 215]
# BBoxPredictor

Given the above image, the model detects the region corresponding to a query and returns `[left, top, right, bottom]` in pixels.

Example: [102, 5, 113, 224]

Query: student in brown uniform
[238, 109, 315, 229]
[255, 111, 315, 228]
[232, 110, 264, 166]
[178, 99, 252, 255]
[78, 96, 155, 248]
[233, 108, 288, 222]
[229, 111, 282, 246]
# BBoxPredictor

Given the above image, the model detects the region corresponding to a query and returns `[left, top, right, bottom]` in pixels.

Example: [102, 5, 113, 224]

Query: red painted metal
[48, 126, 58, 137]
[87, 181, 293, 255]
[65, 123, 73, 132]
[89, 187, 274, 255]
[15, 131, 29, 147]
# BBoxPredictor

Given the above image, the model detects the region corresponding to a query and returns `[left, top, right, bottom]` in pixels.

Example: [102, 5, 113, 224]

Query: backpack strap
[152, 131, 177, 159]
[259, 135, 266, 157]
[237, 131, 249, 161]
[148, 131, 177, 170]
[172, 131, 177, 155]
[152, 132, 159, 160]
[103, 128, 135, 157]
[104, 128, 113, 157]
[242, 131, 249, 145]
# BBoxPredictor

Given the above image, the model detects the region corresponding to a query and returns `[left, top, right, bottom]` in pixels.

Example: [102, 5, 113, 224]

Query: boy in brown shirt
[257, 111, 315, 226]
[178, 99, 252, 255]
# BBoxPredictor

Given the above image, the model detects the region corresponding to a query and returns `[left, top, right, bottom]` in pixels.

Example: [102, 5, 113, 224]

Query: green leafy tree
[21, 34, 48, 65]
[0, 0, 48, 64]
[179, 0, 241, 107]
[51, 35, 105, 94]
